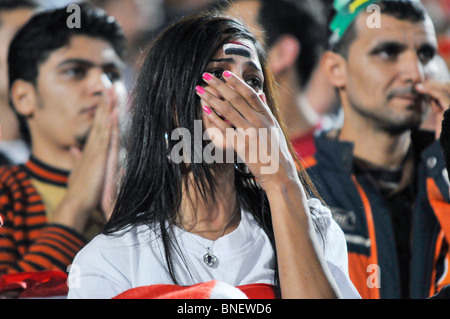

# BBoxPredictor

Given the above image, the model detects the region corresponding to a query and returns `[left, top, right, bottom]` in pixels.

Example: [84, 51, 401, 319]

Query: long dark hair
[103, 11, 322, 294]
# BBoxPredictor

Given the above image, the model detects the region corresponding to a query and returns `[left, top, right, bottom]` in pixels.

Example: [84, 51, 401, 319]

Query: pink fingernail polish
[223, 71, 231, 78]
[196, 86, 205, 94]
[260, 93, 267, 103]
[202, 73, 212, 81]
[202, 105, 212, 114]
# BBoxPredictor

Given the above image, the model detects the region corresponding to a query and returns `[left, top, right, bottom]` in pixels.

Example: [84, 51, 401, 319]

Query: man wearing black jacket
[307, 0, 450, 299]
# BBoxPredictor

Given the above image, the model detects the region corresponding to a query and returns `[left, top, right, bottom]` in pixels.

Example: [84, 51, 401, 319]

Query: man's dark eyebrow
[418, 43, 438, 53]
[57, 59, 94, 68]
[368, 40, 439, 58]
[368, 41, 407, 54]
[56, 58, 124, 69]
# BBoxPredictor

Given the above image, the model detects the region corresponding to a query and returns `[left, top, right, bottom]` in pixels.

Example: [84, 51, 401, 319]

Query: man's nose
[400, 51, 426, 85]
[88, 69, 113, 96]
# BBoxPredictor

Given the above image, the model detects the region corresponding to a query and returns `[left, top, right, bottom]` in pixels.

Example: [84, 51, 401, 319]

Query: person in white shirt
[68, 11, 360, 299]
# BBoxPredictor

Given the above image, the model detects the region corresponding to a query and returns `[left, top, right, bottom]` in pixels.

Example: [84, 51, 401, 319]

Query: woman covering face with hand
[67, 12, 360, 299]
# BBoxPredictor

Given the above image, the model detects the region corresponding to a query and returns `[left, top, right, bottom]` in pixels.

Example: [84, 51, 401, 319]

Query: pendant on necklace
[203, 248, 217, 267]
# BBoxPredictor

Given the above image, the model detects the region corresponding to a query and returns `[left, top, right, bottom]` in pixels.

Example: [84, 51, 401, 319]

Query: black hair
[257, 0, 327, 88]
[327, 0, 428, 58]
[102, 10, 322, 297]
[441, 109, 450, 174]
[7, 3, 126, 144]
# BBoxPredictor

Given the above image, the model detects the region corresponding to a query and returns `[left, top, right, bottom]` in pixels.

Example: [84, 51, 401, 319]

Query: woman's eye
[246, 77, 263, 90]
[211, 69, 224, 79]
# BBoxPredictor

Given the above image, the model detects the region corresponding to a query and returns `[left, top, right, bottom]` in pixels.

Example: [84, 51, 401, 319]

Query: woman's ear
[320, 51, 348, 89]
[267, 35, 300, 75]
[10, 79, 37, 117]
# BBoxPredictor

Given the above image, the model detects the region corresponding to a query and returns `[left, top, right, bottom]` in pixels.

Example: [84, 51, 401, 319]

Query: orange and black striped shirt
[0, 156, 87, 275]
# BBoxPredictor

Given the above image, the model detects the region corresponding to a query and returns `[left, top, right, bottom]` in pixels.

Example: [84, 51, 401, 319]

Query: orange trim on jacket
[350, 176, 380, 299]
[425, 178, 450, 297]
[307, 130, 441, 299]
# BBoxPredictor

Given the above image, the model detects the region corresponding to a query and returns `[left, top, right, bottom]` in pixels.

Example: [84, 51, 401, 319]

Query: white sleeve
[308, 198, 361, 299]
[67, 235, 132, 299]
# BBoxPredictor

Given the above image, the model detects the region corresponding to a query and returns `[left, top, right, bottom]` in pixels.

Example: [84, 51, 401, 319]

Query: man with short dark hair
[0, 4, 127, 278]
[0, 0, 37, 165]
[308, 0, 450, 298]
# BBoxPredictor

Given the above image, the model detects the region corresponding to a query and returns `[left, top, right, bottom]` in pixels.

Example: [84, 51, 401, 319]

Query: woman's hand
[196, 71, 298, 191]
[196, 70, 341, 298]
[197, 71, 340, 298]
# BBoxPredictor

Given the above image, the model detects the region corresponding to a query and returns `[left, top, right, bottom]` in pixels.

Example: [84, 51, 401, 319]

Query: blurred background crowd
[34, 0, 450, 87]
[26, 0, 449, 134]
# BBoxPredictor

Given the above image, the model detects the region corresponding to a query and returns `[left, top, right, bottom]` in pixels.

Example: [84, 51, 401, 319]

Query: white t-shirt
[67, 198, 361, 299]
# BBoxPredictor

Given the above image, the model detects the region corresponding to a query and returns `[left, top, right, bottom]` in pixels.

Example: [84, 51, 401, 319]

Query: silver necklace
[181, 208, 239, 267]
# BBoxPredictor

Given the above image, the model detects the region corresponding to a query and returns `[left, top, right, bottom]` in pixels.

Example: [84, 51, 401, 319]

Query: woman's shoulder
[73, 223, 158, 266]
[93, 224, 152, 245]
[307, 198, 333, 229]
[307, 198, 347, 259]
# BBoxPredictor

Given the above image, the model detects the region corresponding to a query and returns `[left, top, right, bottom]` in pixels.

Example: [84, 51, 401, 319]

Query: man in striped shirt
[0, 4, 126, 281]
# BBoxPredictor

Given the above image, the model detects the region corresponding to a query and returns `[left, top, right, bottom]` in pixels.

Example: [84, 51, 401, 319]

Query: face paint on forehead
[223, 41, 252, 58]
